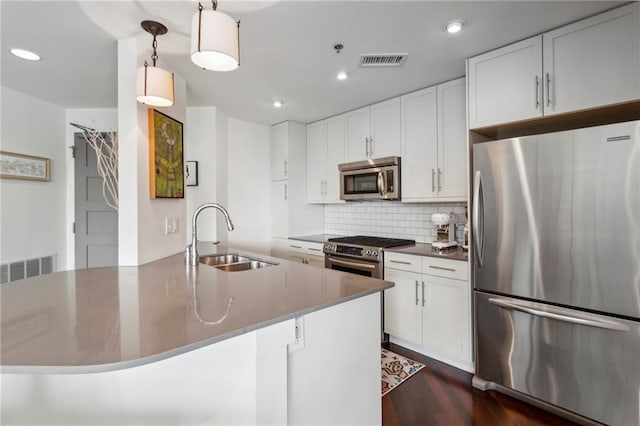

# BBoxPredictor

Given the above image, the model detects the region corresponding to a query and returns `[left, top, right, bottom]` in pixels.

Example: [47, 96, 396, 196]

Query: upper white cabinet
[467, 36, 543, 129]
[345, 98, 401, 162]
[542, 3, 640, 116]
[307, 116, 345, 204]
[401, 78, 467, 202]
[468, 3, 640, 129]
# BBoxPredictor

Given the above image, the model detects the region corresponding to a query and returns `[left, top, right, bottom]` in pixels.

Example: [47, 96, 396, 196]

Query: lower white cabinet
[288, 240, 325, 267]
[384, 252, 472, 371]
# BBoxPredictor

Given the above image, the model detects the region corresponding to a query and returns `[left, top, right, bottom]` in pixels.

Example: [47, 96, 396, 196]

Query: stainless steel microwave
[339, 156, 400, 201]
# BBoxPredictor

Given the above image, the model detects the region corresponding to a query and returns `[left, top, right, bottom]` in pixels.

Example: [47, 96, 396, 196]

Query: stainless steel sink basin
[200, 254, 252, 267]
[199, 254, 276, 272]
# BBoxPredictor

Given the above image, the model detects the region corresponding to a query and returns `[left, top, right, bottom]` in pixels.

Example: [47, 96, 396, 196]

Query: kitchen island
[1, 245, 392, 425]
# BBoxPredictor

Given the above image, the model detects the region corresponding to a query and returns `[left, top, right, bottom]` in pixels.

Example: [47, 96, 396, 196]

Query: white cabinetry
[288, 240, 325, 267]
[401, 78, 467, 201]
[307, 116, 345, 203]
[384, 252, 471, 371]
[468, 3, 640, 129]
[270, 121, 323, 256]
[345, 98, 400, 162]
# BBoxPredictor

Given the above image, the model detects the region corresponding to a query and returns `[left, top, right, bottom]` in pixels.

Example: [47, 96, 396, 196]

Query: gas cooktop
[327, 235, 416, 248]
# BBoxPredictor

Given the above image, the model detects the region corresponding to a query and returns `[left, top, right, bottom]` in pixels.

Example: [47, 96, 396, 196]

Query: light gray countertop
[384, 242, 469, 262]
[0, 246, 392, 374]
[288, 234, 344, 244]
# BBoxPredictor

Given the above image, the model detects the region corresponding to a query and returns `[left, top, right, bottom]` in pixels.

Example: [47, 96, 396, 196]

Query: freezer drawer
[475, 291, 640, 425]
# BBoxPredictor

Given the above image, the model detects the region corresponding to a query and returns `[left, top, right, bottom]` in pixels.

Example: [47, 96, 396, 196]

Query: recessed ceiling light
[10, 48, 41, 61]
[273, 100, 283, 108]
[445, 20, 464, 34]
[337, 71, 348, 80]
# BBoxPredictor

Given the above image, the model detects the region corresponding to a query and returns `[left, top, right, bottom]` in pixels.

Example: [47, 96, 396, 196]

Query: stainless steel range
[323, 236, 415, 279]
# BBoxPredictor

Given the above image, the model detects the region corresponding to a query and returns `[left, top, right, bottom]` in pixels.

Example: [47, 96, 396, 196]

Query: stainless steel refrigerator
[472, 120, 639, 425]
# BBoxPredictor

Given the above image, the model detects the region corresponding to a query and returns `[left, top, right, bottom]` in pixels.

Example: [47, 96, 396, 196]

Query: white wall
[64, 108, 117, 270]
[227, 118, 271, 254]
[0, 86, 67, 269]
[117, 38, 188, 266]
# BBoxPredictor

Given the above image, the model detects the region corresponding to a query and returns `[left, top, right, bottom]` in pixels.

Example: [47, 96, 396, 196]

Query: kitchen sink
[199, 254, 276, 272]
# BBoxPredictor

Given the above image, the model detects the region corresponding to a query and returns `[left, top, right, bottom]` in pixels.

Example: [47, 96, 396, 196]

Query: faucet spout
[186, 203, 235, 266]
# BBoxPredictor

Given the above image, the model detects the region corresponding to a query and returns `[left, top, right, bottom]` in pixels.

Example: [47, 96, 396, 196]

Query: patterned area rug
[381, 348, 425, 396]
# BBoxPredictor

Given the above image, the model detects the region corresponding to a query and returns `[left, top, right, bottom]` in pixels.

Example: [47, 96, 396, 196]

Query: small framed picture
[185, 161, 198, 186]
[0, 151, 51, 182]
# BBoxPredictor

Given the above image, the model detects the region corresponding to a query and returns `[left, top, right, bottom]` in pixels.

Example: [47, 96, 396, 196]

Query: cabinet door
[422, 276, 470, 363]
[437, 78, 467, 199]
[345, 107, 370, 162]
[383, 268, 422, 345]
[307, 121, 327, 203]
[289, 252, 306, 264]
[325, 116, 346, 203]
[543, 3, 640, 116]
[370, 97, 401, 159]
[271, 122, 288, 181]
[467, 35, 543, 129]
[271, 181, 289, 238]
[306, 254, 325, 268]
[400, 86, 438, 200]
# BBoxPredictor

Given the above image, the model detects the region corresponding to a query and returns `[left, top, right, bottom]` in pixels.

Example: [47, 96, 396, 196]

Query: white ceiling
[1, 0, 624, 125]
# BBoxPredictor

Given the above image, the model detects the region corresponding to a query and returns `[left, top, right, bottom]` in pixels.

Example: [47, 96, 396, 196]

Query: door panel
[383, 268, 421, 344]
[475, 291, 640, 426]
[74, 133, 118, 269]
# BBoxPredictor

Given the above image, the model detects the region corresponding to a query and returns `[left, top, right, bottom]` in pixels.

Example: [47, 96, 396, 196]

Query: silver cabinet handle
[546, 72, 551, 107]
[428, 265, 456, 272]
[323, 179, 327, 195]
[437, 168, 442, 192]
[284, 159, 288, 176]
[290, 245, 303, 249]
[473, 170, 484, 267]
[535, 75, 540, 109]
[415, 280, 419, 305]
[421, 281, 425, 307]
[389, 259, 412, 265]
[369, 136, 374, 157]
[320, 179, 324, 196]
[284, 184, 288, 201]
[489, 298, 630, 332]
[365, 137, 369, 157]
[431, 169, 436, 193]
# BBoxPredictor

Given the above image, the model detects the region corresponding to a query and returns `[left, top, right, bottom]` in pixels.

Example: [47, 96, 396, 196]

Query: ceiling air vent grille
[360, 53, 408, 67]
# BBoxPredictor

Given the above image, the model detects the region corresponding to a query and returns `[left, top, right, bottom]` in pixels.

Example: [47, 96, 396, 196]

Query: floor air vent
[0, 255, 55, 284]
[360, 53, 408, 67]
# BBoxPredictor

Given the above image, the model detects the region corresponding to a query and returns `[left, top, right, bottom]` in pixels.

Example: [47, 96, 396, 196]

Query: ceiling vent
[359, 53, 408, 67]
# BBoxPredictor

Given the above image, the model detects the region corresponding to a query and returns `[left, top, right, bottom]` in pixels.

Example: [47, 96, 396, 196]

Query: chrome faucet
[186, 203, 235, 266]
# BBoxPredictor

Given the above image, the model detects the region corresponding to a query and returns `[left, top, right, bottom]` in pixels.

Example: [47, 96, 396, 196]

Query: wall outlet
[288, 317, 305, 353]
[164, 218, 172, 234]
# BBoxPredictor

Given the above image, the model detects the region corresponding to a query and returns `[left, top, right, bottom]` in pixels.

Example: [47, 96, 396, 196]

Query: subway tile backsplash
[324, 201, 467, 243]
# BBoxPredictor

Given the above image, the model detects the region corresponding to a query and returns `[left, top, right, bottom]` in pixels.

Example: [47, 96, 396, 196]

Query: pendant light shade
[136, 64, 175, 107]
[136, 20, 175, 107]
[190, 3, 240, 72]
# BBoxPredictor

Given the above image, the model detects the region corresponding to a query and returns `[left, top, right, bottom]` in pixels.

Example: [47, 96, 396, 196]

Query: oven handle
[326, 256, 377, 271]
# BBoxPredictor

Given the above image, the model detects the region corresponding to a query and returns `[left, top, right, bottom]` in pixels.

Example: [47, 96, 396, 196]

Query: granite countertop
[384, 242, 469, 262]
[0, 245, 392, 374]
[288, 234, 344, 244]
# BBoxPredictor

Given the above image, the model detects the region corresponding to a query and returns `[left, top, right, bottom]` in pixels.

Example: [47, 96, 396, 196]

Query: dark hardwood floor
[382, 342, 577, 426]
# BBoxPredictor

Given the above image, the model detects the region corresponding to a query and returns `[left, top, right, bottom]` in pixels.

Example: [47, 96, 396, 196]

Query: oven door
[325, 254, 382, 279]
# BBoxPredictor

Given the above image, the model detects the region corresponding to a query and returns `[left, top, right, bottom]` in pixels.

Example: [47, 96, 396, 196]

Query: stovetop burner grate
[327, 235, 415, 248]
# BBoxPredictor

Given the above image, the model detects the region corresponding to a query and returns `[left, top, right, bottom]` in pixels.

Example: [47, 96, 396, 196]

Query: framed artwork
[148, 109, 184, 199]
[0, 151, 50, 182]
[185, 161, 198, 186]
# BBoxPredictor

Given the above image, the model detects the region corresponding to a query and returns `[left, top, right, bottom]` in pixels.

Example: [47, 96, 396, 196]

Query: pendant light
[190, 1, 240, 72]
[136, 20, 175, 107]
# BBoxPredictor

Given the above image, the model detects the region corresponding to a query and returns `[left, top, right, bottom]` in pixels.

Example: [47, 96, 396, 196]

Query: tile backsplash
[324, 201, 467, 244]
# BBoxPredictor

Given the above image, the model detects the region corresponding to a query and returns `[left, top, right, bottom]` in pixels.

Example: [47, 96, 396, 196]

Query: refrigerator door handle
[473, 170, 485, 266]
[488, 297, 630, 332]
